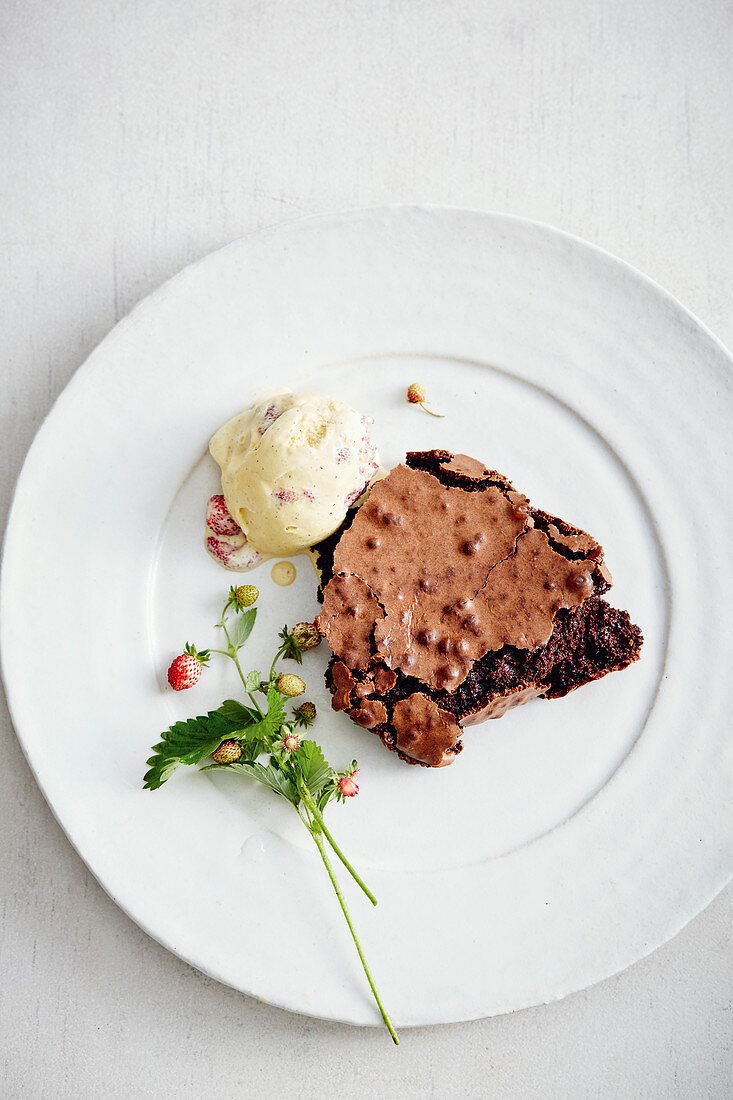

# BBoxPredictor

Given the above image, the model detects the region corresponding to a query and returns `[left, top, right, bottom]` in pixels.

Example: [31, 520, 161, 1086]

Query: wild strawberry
[291, 622, 321, 651]
[206, 494, 241, 537]
[235, 584, 259, 608]
[295, 701, 317, 726]
[277, 731, 301, 753]
[406, 382, 444, 418]
[338, 767, 359, 798]
[275, 673, 306, 698]
[167, 643, 210, 690]
[212, 739, 242, 764]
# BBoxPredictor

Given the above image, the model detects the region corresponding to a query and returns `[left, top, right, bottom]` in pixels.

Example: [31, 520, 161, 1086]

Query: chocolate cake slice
[315, 450, 643, 768]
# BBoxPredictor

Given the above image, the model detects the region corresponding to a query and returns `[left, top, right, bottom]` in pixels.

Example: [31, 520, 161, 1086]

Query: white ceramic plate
[2, 207, 732, 1028]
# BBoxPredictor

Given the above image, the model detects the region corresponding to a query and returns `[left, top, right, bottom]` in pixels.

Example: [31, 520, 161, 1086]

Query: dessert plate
[2, 207, 732, 1027]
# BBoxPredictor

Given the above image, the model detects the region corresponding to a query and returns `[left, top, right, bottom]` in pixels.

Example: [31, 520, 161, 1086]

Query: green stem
[221, 620, 250, 694]
[247, 692, 264, 717]
[269, 643, 287, 682]
[301, 788, 377, 906]
[420, 402, 445, 418]
[308, 822, 398, 1044]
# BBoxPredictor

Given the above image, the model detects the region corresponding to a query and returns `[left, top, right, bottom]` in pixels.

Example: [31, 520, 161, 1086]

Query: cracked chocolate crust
[325, 596, 643, 766]
[315, 450, 643, 767]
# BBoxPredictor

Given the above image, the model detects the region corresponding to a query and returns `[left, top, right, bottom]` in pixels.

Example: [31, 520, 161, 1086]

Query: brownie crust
[316, 450, 643, 767]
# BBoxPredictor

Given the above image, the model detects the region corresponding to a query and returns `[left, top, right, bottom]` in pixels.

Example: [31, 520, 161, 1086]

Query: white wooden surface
[1, 1, 732, 1096]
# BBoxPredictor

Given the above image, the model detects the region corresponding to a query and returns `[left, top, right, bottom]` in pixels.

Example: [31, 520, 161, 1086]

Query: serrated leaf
[209, 760, 299, 806]
[216, 699, 260, 724]
[295, 740, 333, 798]
[244, 669, 262, 693]
[241, 717, 275, 745]
[234, 608, 257, 649]
[143, 710, 244, 790]
[266, 683, 286, 730]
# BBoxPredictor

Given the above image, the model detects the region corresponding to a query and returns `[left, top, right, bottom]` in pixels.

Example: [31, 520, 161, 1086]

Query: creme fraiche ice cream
[206, 389, 380, 570]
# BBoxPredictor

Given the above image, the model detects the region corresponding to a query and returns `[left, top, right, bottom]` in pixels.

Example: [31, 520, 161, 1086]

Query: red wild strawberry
[338, 768, 359, 798]
[166, 643, 210, 691]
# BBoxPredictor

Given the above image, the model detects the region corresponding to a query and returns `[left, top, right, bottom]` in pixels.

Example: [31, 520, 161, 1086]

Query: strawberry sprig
[406, 381, 444, 418]
[145, 588, 398, 1045]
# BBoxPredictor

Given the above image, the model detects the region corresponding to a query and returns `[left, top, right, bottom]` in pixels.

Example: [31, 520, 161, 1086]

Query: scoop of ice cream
[208, 390, 380, 561]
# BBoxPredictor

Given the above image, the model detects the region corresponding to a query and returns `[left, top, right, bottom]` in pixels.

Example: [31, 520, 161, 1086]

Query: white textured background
[1, 1, 732, 1096]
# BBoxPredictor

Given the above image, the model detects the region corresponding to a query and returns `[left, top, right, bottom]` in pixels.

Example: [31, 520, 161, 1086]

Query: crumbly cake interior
[315, 450, 643, 767]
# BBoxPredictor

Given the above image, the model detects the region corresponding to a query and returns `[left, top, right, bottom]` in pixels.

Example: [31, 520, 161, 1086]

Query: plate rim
[2, 204, 732, 1027]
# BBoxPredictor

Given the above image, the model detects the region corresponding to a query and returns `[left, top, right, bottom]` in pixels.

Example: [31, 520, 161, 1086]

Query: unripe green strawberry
[235, 584, 259, 608]
[276, 673, 306, 698]
[291, 622, 321, 650]
[212, 739, 242, 764]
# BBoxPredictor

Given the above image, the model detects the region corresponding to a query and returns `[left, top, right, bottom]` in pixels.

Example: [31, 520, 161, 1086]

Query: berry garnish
[276, 730, 301, 753]
[291, 622, 321, 651]
[406, 382, 444, 418]
[211, 739, 243, 764]
[294, 701, 317, 727]
[166, 643, 210, 690]
[235, 584, 259, 608]
[144, 588, 398, 1044]
[338, 765, 359, 799]
[275, 673, 306, 698]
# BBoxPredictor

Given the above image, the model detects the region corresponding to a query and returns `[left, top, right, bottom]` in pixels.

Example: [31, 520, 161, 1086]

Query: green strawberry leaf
[265, 683, 286, 730]
[206, 760, 299, 806]
[216, 699, 260, 724]
[233, 608, 257, 649]
[143, 710, 245, 790]
[294, 740, 333, 798]
[244, 669, 262, 693]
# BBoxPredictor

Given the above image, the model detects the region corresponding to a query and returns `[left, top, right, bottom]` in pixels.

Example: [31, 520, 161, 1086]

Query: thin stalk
[220, 619, 250, 694]
[308, 823, 398, 1044]
[301, 788, 377, 906]
[269, 643, 288, 682]
[419, 402, 444, 418]
[247, 692, 265, 717]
